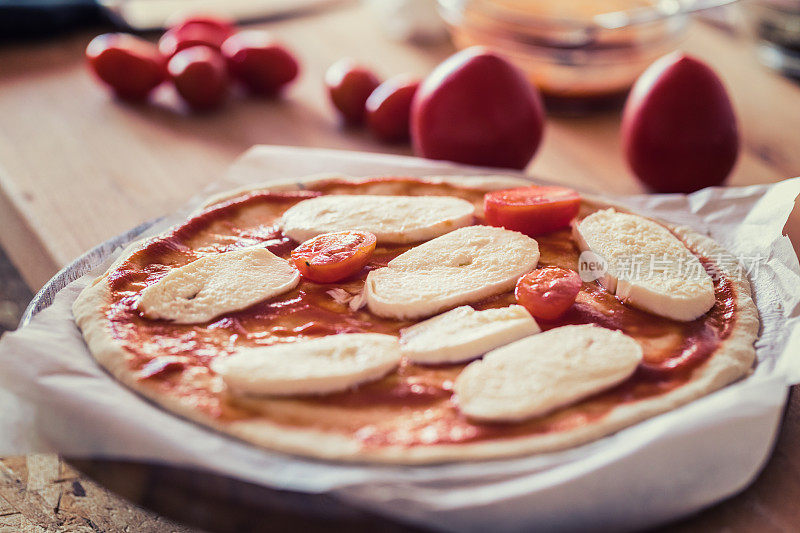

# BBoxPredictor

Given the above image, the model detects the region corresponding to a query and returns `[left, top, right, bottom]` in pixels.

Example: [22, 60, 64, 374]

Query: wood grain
[0, 455, 196, 532]
[1, 3, 800, 532]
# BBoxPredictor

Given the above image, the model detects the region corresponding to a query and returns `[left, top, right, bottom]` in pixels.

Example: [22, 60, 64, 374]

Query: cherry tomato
[158, 15, 237, 58]
[484, 186, 580, 237]
[515, 267, 582, 321]
[168, 46, 229, 110]
[325, 59, 380, 125]
[86, 33, 166, 101]
[291, 231, 377, 283]
[366, 75, 420, 143]
[221, 30, 299, 96]
[411, 47, 545, 169]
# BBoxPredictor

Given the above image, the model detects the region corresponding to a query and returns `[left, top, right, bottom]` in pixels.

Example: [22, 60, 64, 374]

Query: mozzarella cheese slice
[574, 209, 715, 321]
[138, 247, 299, 324]
[400, 305, 540, 364]
[280, 195, 475, 243]
[365, 225, 539, 320]
[455, 325, 643, 422]
[213, 333, 401, 396]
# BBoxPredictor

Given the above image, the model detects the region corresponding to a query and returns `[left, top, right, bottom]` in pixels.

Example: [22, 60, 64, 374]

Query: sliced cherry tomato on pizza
[484, 186, 581, 236]
[291, 231, 377, 283]
[515, 267, 582, 320]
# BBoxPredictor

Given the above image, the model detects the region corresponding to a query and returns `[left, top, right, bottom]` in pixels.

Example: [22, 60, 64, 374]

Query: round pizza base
[73, 175, 760, 464]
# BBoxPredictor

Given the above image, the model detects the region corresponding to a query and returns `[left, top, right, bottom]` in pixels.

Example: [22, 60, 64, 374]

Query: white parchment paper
[2, 146, 800, 532]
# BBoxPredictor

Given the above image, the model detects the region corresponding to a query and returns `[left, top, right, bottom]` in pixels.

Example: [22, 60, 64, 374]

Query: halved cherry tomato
[158, 15, 237, 58]
[515, 267, 582, 320]
[86, 33, 166, 101]
[168, 46, 229, 110]
[325, 59, 381, 125]
[484, 186, 581, 237]
[291, 231, 377, 283]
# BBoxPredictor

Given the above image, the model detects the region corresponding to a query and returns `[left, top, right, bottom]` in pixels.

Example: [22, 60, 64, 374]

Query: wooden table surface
[1, 3, 799, 532]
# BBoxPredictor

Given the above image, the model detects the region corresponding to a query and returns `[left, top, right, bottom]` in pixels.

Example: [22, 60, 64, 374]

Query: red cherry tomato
[221, 30, 299, 96]
[484, 186, 581, 236]
[168, 46, 229, 110]
[515, 267, 582, 321]
[325, 59, 380, 125]
[85, 33, 166, 101]
[291, 231, 377, 283]
[411, 47, 545, 169]
[158, 16, 237, 58]
[366, 75, 420, 143]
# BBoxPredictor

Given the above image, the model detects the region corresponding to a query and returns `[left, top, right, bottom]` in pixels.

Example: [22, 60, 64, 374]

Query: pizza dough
[72, 174, 759, 464]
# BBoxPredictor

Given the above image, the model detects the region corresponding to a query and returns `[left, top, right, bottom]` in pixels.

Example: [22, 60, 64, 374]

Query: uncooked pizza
[73, 175, 759, 463]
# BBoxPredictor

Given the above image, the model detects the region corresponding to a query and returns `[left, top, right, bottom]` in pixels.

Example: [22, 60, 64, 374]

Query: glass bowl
[742, 0, 800, 77]
[437, 0, 736, 114]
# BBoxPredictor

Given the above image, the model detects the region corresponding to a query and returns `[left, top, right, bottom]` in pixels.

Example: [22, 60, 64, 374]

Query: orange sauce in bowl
[443, 0, 686, 112]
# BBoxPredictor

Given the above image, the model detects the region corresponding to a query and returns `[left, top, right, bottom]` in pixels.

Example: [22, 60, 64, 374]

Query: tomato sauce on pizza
[93, 177, 737, 448]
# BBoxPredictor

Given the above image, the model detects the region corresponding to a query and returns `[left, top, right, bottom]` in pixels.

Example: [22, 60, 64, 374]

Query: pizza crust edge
[72, 175, 760, 464]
